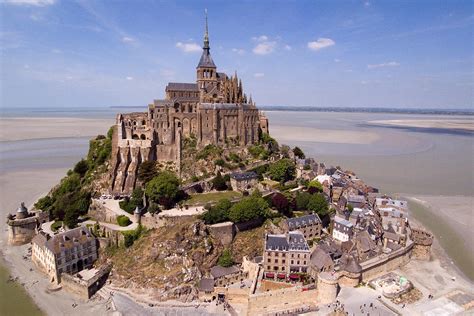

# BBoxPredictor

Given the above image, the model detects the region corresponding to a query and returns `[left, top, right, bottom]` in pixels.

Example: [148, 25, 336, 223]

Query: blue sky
[1, 0, 472, 108]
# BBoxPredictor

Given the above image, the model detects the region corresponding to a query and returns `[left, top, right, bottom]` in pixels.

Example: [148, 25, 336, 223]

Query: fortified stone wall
[410, 228, 433, 261]
[60, 265, 112, 300]
[317, 272, 338, 304]
[7, 217, 38, 245]
[359, 242, 413, 282]
[247, 287, 318, 315]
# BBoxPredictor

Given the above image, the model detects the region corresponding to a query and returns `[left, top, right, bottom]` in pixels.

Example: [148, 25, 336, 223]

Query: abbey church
[110, 13, 269, 194]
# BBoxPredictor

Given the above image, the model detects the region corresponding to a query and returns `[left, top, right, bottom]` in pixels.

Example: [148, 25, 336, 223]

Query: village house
[210, 265, 246, 287]
[263, 231, 311, 281]
[376, 197, 408, 211]
[229, 171, 258, 192]
[32, 227, 98, 283]
[332, 216, 354, 243]
[347, 195, 367, 209]
[308, 246, 334, 279]
[285, 214, 322, 240]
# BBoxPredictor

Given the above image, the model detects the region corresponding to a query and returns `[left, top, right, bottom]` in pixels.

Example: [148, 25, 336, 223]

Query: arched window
[140, 134, 146, 140]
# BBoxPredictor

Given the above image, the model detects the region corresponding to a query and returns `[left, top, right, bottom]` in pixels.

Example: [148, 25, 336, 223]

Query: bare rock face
[171, 284, 199, 302]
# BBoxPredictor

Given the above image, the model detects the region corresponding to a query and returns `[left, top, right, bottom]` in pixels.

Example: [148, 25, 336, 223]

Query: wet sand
[368, 118, 474, 132]
[0, 117, 113, 141]
[404, 195, 474, 281]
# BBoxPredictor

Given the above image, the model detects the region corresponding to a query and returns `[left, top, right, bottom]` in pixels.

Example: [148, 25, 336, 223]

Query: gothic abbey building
[110, 16, 269, 194]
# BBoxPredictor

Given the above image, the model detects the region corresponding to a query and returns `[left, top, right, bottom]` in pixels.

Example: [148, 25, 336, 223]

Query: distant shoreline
[109, 105, 474, 116]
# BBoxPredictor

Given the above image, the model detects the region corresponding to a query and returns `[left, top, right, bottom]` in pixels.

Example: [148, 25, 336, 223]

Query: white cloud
[252, 35, 268, 42]
[51, 49, 62, 54]
[125, 76, 134, 81]
[2, 0, 55, 6]
[253, 73, 265, 78]
[364, 1, 371, 7]
[307, 38, 335, 51]
[121, 36, 136, 44]
[253, 41, 276, 55]
[360, 80, 368, 85]
[232, 48, 246, 55]
[367, 61, 400, 69]
[176, 41, 201, 53]
[334, 58, 341, 63]
[284, 44, 292, 51]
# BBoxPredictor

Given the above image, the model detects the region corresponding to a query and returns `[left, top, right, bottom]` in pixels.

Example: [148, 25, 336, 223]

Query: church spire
[203, 9, 209, 50]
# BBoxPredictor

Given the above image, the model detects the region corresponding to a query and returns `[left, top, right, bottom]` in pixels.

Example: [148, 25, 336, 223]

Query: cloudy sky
[1, 0, 472, 108]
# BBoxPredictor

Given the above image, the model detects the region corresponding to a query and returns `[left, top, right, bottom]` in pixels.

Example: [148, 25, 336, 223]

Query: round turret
[16, 202, 29, 219]
[134, 206, 141, 224]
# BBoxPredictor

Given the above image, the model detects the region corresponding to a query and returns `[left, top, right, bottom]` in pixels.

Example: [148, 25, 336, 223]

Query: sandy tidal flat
[270, 124, 380, 144]
[0, 117, 114, 141]
[368, 119, 474, 132]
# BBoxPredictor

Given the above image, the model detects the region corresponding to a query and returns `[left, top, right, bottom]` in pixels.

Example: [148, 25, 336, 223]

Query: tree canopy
[307, 193, 329, 216]
[268, 158, 296, 183]
[145, 171, 180, 209]
[293, 146, 305, 159]
[201, 198, 232, 224]
[138, 160, 158, 184]
[228, 194, 269, 223]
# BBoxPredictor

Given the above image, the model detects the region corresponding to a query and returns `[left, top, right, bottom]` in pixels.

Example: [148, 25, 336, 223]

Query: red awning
[265, 273, 274, 278]
[289, 274, 300, 279]
[277, 273, 286, 279]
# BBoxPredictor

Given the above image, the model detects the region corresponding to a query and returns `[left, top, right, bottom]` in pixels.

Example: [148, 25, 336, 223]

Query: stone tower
[196, 9, 218, 102]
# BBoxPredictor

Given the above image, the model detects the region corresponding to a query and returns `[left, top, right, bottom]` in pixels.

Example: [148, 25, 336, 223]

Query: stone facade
[7, 203, 48, 246]
[229, 171, 258, 192]
[32, 227, 98, 283]
[109, 16, 269, 194]
[60, 264, 111, 300]
[410, 228, 433, 261]
[285, 214, 322, 240]
[263, 231, 311, 279]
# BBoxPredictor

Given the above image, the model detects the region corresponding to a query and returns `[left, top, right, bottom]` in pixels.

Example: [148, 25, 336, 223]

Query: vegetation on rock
[137, 161, 158, 184]
[218, 249, 234, 267]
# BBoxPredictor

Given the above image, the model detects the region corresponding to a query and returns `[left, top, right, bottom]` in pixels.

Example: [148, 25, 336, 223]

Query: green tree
[201, 198, 232, 224]
[145, 171, 180, 208]
[218, 249, 234, 267]
[293, 146, 305, 159]
[228, 195, 269, 223]
[117, 215, 132, 227]
[138, 161, 158, 184]
[73, 159, 89, 177]
[307, 193, 329, 216]
[268, 159, 296, 182]
[308, 180, 323, 192]
[295, 191, 311, 210]
[131, 187, 144, 207]
[211, 171, 227, 191]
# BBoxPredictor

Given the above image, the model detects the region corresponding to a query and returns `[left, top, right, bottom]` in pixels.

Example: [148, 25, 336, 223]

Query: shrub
[117, 215, 132, 227]
[50, 221, 63, 232]
[271, 192, 290, 214]
[73, 159, 89, 177]
[215, 158, 225, 167]
[196, 144, 223, 160]
[218, 249, 234, 267]
[123, 225, 145, 248]
[308, 180, 323, 192]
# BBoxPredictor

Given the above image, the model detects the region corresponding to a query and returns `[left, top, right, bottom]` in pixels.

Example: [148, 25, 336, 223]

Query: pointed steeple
[203, 9, 209, 50]
[197, 9, 216, 69]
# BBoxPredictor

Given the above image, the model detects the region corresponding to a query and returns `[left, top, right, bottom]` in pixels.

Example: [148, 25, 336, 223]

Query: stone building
[32, 227, 98, 283]
[332, 216, 354, 242]
[7, 202, 48, 246]
[263, 231, 311, 280]
[229, 171, 258, 192]
[110, 13, 269, 194]
[285, 214, 322, 240]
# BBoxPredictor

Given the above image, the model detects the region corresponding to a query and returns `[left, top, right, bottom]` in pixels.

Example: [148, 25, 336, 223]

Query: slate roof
[198, 278, 215, 292]
[287, 214, 321, 230]
[309, 247, 334, 270]
[288, 231, 310, 251]
[197, 49, 216, 68]
[41, 227, 95, 255]
[265, 234, 289, 251]
[210, 265, 240, 279]
[340, 255, 362, 273]
[165, 82, 198, 92]
[334, 216, 353, 228]
[230, 171, 258, 181]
